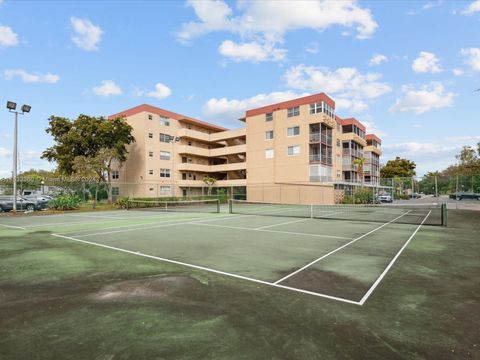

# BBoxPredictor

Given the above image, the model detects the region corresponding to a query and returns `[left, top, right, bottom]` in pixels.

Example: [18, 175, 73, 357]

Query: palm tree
[352, 157, 366, 187]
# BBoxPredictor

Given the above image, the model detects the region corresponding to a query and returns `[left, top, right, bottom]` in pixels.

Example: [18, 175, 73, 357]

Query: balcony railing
[342, 149, 364, 158]
[309, 133, 332, 145]
[309, 154, 332, 165]
[310, 176, 333, 182]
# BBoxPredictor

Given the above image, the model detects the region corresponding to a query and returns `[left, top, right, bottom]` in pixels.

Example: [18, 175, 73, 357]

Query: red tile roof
[245, 93, 335, 117]
[108, 104, 228, 131]
[366, 133, 382, 144]
[339, 117, 366, 132]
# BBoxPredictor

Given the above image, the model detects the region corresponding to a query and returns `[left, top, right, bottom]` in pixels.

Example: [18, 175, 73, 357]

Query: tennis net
[229, 200, 446, 226]
[127, 199, 220, 213]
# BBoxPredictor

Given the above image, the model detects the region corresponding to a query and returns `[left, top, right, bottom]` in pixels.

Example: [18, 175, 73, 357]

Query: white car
[378, 194, 393, 203]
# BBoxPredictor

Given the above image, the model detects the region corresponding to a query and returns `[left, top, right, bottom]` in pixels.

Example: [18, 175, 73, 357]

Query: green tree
[42, 115, 135, 202]
[72, 149, 117, 208]
[352, 157, 365, 187]
[203, 176, 217, 196]
[380, 157, 416, 179]
[455, 144, 480, 175]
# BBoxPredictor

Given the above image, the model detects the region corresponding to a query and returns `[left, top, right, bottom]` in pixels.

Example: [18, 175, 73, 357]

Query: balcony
[309, 133, 332, 145]
[177, 162, 246, 173]
[341, 132, 367, 147]
[177, 127, 246, 143]
[177, 128, 211, 142]
[177, 144, 246, 158]
[342, 149, 364, 158]
[309, 154, 333, 165]
[364, 145, 382, 156]
[309, 176, 333, 182]
[210, 128, 246, 141]
[177, 145, 210, 157]
[308, 113, 336, 128]
[210, 144, 246, 157]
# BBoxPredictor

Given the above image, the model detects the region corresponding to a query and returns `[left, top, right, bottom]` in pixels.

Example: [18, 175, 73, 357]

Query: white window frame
[265, 149, 274, 159]
[149, 169, 154, 175]
[159, 116, 170, 126]
[287, 106, 300, 117]
[265, 130, 274, 140]
[112, 187, 120, 196]
[160, 168, 171, 178]
[111, 170, 119, 180]
[265, 112, 273, 122]
[159, 133, 169, 143]
[287, 126, 300, 137]
[160, 186, 171, 195]
[287, 145, 300, 156]
[160, 151, 170, 160]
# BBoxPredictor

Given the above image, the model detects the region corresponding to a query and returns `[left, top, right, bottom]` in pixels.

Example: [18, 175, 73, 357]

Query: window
[159, 116, 170, 126]
[310, 101, 334, 118]
[188, 141, 192, 146]
[310, 102, 321, 114]
[265, 149, 274, 159]
[265, 130, 274, 140]
[112, 187, 119, 196]
[160, 168, 170, 178]
[149, 170, 154, 175]
[265, 112, 273, 122]
[148, 133, 153, 139]
[149, 151, 153, 157]
[287, 126, 300, 136]
[149, 187, 155, 192]
[159, 133, 170, 143]
[287, 106, 300, 117]
[112, 170, 119, 180]
[287, 145, 300, 156]
[337, 139, 341, 147]
[160, 186, 171, 195]
[148, 114, 153, 120]
[182, 173, 187, 180]
[160, 151, 170, 160]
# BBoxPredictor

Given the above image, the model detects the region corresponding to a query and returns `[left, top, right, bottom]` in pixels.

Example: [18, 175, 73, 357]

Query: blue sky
[0, 0, 479, 177]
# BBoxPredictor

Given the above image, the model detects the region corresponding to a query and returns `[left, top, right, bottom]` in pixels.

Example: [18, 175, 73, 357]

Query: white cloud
[305, 42, 319, 54]
[146, 83, 172, 100]
[412, 51, 442, 73]
[452, 68, 463, 76]
[285, 64, 391, 100]
[4, 69, 60, 83]
[462, 0, 480, 15]
[0, 25, 19, 47]
[460, 48, 480, 71]
[389, 82, 455, 114]
[178, 0, 377, 62]
[92, 80, 122, 97]
[70, 17, 103, 51]
[383, 136, 480, 175]
[335, 98, 368, 113]
[369, 53, 388, 66]
[218, 40, 286, 62]
[0, 147, 11, 158]
[202, 90, 308, 123]
[360, 118, 385, 137]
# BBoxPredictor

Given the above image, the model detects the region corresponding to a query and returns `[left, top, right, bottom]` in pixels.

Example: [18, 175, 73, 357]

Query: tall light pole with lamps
[6, 101, 31, 214]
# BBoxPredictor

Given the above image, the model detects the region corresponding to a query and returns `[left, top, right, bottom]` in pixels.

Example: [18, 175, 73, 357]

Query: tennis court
[0, 199, 445, 305]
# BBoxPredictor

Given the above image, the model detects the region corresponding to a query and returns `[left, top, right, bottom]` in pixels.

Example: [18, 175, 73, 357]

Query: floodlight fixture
[6, 101, 17, 110]
[21, 104, 31, 113]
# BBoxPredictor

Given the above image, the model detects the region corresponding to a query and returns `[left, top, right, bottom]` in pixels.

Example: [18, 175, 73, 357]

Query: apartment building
[108, 93, 381, 204]
[108, 104, 246, 198]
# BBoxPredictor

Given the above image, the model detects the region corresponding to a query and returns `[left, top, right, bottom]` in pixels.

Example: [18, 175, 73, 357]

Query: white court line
[0, 223, 27, 230]
[72, 214, 131, 220]
[274, 210, 412, 285]
[50, 233, 360, 305]
[191, 222, 353, 240]
[254, 218, 310, 230]
[74, 214, 246, 238]
[358, 210, 431, 305]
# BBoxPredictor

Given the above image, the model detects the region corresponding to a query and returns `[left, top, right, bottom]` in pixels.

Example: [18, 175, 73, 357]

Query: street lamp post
[6, 101, 31, 214]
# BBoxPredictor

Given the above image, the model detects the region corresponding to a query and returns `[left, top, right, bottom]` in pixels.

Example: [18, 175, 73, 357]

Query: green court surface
[1, 207, 479, 359]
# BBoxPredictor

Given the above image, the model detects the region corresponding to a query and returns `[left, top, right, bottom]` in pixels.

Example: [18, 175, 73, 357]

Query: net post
[442, 203, 447, 226]
[310, 204, 313, 218]
[228, 199, 233, 214]
[216, 199, 220, 213]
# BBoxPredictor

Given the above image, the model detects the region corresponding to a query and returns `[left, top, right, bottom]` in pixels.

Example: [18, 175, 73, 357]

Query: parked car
[23, 195, 51, 208]
[449, 192, 480, 200]
[378, 194, 393, 203]
[0, 196, 47, 212]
